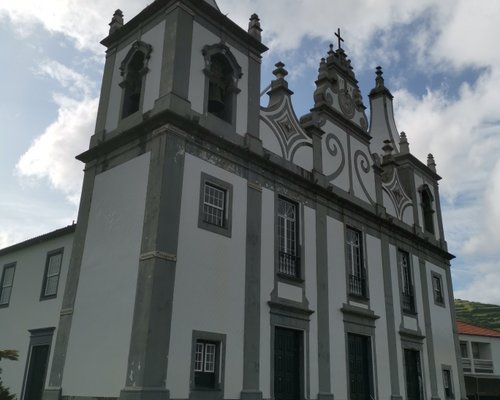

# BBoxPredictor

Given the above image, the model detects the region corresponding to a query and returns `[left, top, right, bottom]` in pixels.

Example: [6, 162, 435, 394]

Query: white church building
[0, 1, 466, 400]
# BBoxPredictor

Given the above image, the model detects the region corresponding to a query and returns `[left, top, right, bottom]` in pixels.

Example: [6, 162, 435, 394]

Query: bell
[208, 82, 225, 114]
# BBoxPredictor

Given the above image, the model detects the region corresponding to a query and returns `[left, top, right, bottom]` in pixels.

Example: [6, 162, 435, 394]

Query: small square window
[431, 272, 445, 306]
[198, 173, 232, 238]
[0, 263, 16, 306]
[41, 249, 63, 299]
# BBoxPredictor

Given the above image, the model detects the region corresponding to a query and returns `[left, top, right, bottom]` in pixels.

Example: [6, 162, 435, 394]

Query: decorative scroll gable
[382, 169, 413, 221]
[260, 96, 312, 163]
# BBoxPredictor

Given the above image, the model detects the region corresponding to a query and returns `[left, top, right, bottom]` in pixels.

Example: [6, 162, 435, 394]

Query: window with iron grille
[198, 173, 232, 237]
[0, 263, 16, 306]
[346, 227, 366, 297]
[41, 249, 63, 299]
[399, 250, 415, 313]
[278, 197, 299, 277]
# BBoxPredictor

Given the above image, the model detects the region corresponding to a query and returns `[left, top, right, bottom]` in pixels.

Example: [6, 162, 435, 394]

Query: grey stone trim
[189, 330, 227, 399]
[315, 203, 332, 397]
[139, 251, 177, 262]
[198, 172, 233, 237]
[341, 303, 379, 330]
[433, 181, 446, 245]
[241, 175, 262, 399]
[43, 388, 61, 400]
[399, 328, 425, 343]
[91, 47, 117, 143]
[154, 5, 193, 117]
[419, 258, 439, 399]
[444, 265, 467, 400]
[246, 54, 261, 138]
[120, 131, 186, 397]
[47, 162, 98, 389]
[120, 388, 170, 400]
[380, 233, 401, 398]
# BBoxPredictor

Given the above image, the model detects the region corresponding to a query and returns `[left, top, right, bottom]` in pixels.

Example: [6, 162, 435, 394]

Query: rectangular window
[41, 249, 63, 299]
[442, 368, 453, 398]
[346, 227, 366, 297]
[198, 173, 233, 237]
[203, 183, 226, 227]
[0, 263, 16, 306]
[431, 272, 445, 305]
[471, 342, 480, 359]
[399, 250, 415, 313]
[193, 339, 220, 389]
[278, 197, 300, 277]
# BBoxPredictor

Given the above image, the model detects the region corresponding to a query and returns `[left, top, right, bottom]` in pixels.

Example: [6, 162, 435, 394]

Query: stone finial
[109, 9, 124, 34]
[427, 153, 437, 172]
[273, 61, 288, 80]
[317, 58, 328, 80]
[248, 13, 262, 41]
[382, 139, 395, 164]
[328, 43, 335, 56]
[375, 66, 385, 88]
[399, 131, 410, 154]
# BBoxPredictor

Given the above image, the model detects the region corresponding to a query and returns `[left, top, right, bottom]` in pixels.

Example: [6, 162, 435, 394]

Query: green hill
[455, 299, 500, 330]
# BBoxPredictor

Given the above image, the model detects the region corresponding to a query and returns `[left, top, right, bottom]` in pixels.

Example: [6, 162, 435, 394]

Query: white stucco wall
[189, 21, 249, 136]
[167, 153, 247, 399]
[105, 21, 165, 133]
[0, 232, 74, 397]
[62, 152, 150, 396]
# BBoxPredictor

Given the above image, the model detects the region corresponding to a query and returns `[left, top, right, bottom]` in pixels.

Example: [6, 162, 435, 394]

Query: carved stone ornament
[339, 89, 355, 119]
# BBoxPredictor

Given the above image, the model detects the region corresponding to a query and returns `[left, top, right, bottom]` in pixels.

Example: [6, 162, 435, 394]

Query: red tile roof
[457, 321, 500, 338]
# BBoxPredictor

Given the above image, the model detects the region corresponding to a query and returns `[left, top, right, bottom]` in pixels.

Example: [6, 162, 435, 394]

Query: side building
[458, 321, 500, 399]
[0, 1, 465, 400]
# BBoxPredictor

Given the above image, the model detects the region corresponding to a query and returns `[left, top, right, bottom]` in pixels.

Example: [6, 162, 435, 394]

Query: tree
[0, 350, 18, 400]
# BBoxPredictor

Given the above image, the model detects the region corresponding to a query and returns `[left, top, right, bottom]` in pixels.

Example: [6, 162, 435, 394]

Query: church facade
[0, 1, 466, 400]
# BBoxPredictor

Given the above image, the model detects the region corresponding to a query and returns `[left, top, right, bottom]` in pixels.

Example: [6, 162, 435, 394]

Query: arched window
[420, 185, 435, 234]
[119, 41, 152, 119]
[202, 44, 242, 124]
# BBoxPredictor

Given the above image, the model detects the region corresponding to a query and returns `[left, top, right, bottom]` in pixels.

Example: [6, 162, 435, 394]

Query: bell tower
[44, 2, 267, 400]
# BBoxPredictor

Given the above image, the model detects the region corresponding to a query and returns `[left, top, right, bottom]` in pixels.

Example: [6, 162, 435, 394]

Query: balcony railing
[279, 252, 300, 277]
[461, 357, 494, 374]
[402, 289, 416, 313]
[349, 273, 366, 297]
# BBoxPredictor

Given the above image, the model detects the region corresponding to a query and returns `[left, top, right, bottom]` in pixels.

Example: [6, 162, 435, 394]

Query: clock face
[339, 89, 355, 119]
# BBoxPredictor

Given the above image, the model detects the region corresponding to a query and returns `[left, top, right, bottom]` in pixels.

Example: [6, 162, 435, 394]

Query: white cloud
[0, 0, 146, 53]
[16, 60, 98, 205]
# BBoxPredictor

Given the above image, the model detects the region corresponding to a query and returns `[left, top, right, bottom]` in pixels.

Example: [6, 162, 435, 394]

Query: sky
[1, 0, 500, 303]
